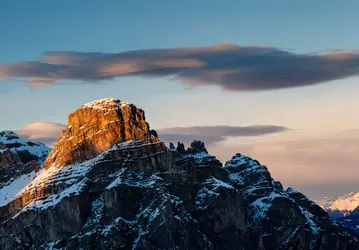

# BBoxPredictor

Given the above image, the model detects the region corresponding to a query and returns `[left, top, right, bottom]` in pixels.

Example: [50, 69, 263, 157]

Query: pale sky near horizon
[1, 0, 359, 200]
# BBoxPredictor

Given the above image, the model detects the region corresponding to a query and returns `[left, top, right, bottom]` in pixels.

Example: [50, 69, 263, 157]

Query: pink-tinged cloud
[12, 121, 359, 200]
[15, 122, 66, 147]
[207, 130, 359, 200]
[2, 44, 359, 90]
[157, 125, 289, 145]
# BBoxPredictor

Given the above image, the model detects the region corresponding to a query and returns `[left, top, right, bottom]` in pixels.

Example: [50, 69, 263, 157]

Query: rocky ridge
[0, 131, 49, 166]
[0, 98, 358, 250]
[0, 131, 50, 205]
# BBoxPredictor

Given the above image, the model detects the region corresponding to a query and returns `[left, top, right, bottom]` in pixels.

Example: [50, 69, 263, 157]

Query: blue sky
[1, 0, 359, 199]
[1, 0, 359, 129]
[2, 0, 359, 61]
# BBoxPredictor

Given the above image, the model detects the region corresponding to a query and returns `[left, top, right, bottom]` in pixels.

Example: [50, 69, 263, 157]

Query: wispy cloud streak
[157, 125, 289, 145]
[2, 44, 359, 90]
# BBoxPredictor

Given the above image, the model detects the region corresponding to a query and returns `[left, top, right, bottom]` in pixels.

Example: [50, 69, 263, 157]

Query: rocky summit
[43, 98, 158, 169]
[0, 98, 358, 250]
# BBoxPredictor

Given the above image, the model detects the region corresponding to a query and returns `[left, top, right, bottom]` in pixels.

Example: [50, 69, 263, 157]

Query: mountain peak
[43, 98, 158, 169]
[0, 131, 50, 198]
[81, 98, 130, 111]
[320, 191, 359, 218]
[0, 130, 19, 140]
[0, 130, 50, 163]
[0, 99, 358, 249]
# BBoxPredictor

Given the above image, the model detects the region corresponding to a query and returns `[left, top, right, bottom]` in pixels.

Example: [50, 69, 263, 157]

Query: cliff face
[0, 98, 358, 250]
[43, 98, 158, 169]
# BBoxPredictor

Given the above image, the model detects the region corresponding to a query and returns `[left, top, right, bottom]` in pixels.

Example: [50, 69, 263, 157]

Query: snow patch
[194, 177, 234, 210]
[106, 172, 161, 190]
[13, 179, 87, 217]
[0, 171, 37, 206]
[300, 207, 320, 235]
[249, 191, 283, 223]
[82, 98, 131, 111]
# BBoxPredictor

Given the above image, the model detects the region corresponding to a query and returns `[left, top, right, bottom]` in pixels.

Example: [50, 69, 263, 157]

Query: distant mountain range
[319, 192, 359, 234]
[320, 192, 359, 219]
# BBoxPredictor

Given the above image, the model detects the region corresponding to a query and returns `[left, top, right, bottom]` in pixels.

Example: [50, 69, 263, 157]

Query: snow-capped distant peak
[319, 192, 359, 218]
[0, 130, 51, 163]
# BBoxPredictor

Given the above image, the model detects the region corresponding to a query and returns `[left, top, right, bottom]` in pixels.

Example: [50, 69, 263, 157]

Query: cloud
[15, 121, 65, 147]
[157, 126, 359, 199]
[15, 122, 288, 148]
[159, 134, 225, 146]
[157, 125, 289, 145]
[13, 121, 359, 200]
[2, 44, 359, 90]
[205, 131, 359, 200]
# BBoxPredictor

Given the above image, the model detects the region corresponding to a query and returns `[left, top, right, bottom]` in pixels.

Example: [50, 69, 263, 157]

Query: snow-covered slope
[0, 131, 51, 206]
[0, 171, 37, 206]
[0, 130, 50, 164]
[2, 140, 357, 249]
[320, 192, 359, 219]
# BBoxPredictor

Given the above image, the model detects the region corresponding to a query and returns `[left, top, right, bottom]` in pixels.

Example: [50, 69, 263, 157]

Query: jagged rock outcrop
[0, 131, 50, 189]
[43, 98, 158, 169]
[0, 99, 358, 250]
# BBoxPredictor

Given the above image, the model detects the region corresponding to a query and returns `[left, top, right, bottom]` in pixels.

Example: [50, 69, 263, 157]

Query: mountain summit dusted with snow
[320, 192, 359, 219]
[0, 98, 358, 250]
[0, 130, 50, 164]
[319, 192, 359, 235]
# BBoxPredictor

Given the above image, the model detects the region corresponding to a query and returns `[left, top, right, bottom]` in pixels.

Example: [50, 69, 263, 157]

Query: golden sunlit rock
[43, 98, 158, 169]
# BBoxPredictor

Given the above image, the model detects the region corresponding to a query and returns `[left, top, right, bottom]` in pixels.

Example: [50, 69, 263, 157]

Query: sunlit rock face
[43, 98, 158, 169]
[0, 99, 358, 250]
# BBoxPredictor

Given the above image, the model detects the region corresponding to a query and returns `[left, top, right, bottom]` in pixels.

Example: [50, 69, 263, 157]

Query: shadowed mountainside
[0, 98, 358, 250]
